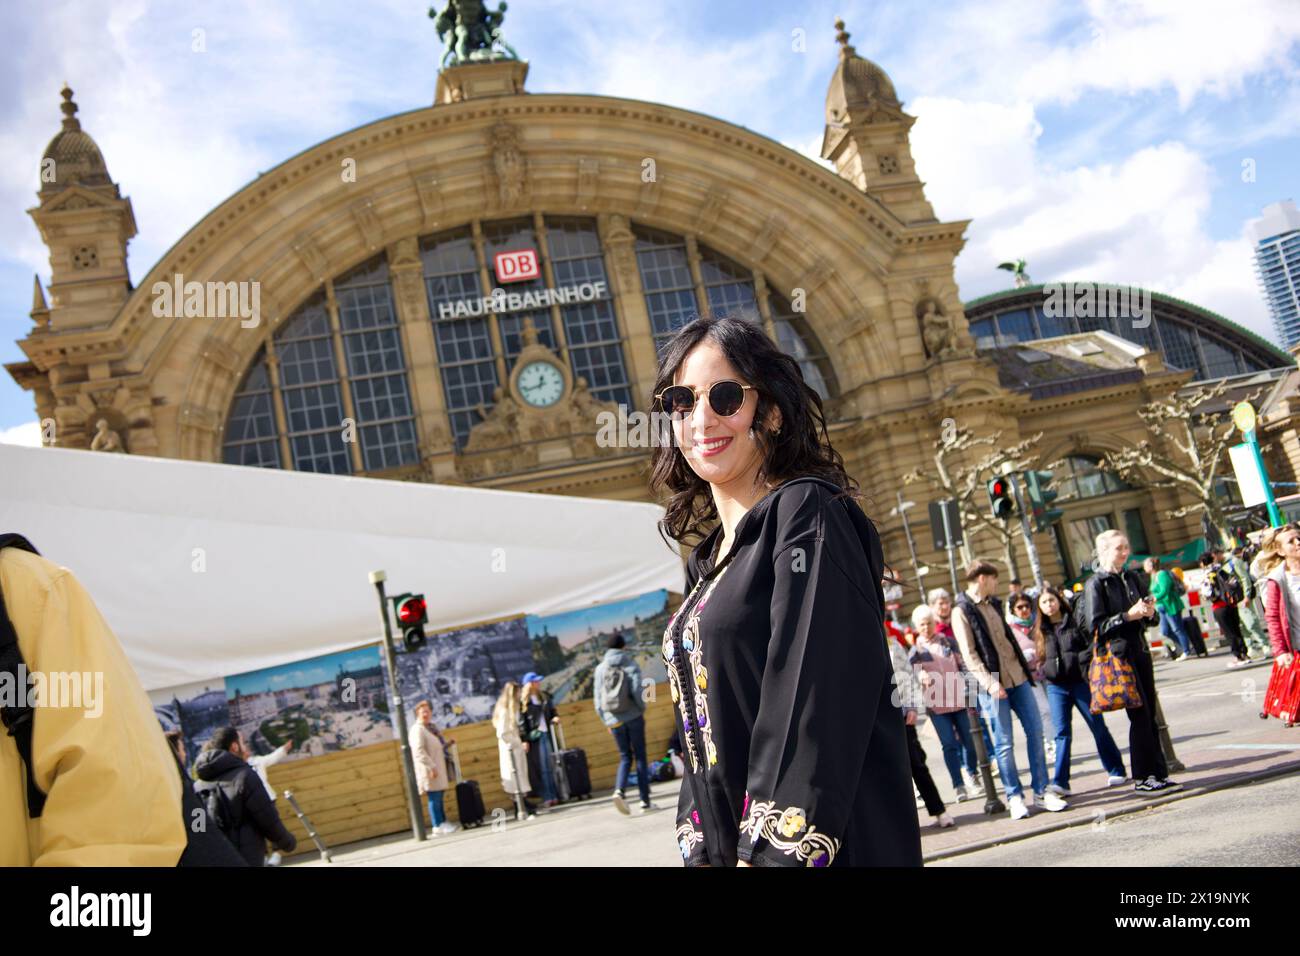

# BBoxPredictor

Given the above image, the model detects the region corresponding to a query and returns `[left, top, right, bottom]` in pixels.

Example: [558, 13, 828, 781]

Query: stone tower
[820, 19, 936, 223]
[30, 85, 137, 331]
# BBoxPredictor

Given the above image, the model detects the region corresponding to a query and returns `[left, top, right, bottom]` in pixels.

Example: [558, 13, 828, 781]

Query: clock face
[517, 360, 565, 408]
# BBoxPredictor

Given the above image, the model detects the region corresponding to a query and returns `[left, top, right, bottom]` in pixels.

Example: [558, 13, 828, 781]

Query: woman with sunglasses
[652, 314, 919, 868]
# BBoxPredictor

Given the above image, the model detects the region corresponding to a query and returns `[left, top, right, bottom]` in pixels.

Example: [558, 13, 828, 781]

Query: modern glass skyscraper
[1251, 200, 1300, 349]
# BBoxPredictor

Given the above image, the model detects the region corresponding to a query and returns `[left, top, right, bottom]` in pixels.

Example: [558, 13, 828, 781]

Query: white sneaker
[612, 791, 630, 816]
[439, 821, 459, 834]
[638, 800, 657, 814]
[933, 811, 955, 828]
[1008, 795, 1030, 820]
[1046, 783, 1071, 797]
[1039, 791, 1068, 812]
[1107, 773, 1128, 787]
[954, 785, 969, 802]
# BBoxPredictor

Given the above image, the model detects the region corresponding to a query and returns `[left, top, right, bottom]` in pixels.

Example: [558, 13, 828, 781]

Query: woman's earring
[748, 427, 755, 442]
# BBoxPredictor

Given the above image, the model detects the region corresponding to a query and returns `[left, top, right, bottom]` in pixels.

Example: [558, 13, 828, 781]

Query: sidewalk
[285, 652, 1297, 866]
[916, 652, 1300, 861]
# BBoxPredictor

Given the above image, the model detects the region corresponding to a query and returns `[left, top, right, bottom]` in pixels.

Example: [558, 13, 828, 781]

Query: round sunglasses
[655, 380, 755, 419]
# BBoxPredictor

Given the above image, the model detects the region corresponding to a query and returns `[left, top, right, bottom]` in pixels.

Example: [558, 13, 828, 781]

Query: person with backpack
[1199, 551, 1249, 666]
[1037, 586, 1127, 794]
[1227, 547, 1271, 659]
[1147, 556, 1193, 660]
[593, 633, 657, 814]
[0, 533, 190, 866]
[193, 727, 297, 866]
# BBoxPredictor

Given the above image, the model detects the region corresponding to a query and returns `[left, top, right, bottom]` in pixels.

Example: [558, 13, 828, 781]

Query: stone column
[387, 236, 456, 479]
[599, 213, 656, 410]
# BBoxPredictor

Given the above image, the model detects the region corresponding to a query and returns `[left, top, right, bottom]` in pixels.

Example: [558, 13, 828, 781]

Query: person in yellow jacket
[1, 539, 188, 866]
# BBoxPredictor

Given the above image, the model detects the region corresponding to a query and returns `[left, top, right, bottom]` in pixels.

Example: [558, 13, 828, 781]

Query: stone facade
[10, 25, 1299, 592]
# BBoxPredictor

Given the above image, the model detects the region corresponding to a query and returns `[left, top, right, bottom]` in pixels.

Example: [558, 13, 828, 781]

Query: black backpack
[1211, 566, 1245, 605]
[0, 533, 245, 866]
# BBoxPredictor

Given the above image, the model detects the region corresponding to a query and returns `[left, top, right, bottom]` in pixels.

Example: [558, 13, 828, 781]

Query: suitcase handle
[549, 719, 566, 752]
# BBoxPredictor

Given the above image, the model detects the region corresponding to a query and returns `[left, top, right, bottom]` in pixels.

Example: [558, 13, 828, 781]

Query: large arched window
[1052, 454, 1150, 578]
[221, 257, 420, 473]
[223, 215, 839, 470]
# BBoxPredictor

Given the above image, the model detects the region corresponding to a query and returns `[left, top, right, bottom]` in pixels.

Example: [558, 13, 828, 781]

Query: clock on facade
[516, 359, 565, 408]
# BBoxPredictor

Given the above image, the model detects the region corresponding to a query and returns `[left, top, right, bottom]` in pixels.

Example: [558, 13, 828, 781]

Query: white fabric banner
[1, 444, 684, 690]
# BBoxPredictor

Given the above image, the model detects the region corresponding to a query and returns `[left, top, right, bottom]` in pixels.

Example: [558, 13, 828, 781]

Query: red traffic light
[990, 479, 1006, 496]
[397, 595, 426, 625]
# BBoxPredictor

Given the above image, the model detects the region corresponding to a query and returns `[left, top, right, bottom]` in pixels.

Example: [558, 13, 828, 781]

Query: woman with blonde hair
[1253, 523, 1300, 668]
[492, 681, 536, 819]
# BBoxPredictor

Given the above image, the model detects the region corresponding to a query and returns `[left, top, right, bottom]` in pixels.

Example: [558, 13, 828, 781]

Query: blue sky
[527, 589, 667, 648]
[225, 645, 381, 697]
[3, 0, 1298, 441]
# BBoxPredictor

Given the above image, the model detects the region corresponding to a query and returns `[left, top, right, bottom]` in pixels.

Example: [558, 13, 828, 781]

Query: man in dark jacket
[194, 727, 297, 867]
[1084, 530, 1180, 795]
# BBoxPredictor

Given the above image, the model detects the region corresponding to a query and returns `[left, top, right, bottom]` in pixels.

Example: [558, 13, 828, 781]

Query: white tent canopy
[1, 444, 684, 690]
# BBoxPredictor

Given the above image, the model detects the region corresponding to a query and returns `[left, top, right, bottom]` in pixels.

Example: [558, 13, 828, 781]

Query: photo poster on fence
[149, 678, 232, 776]
[220, 645, 392, 762]
[526, 589, 672, 704]
[392, 614, 534, 728]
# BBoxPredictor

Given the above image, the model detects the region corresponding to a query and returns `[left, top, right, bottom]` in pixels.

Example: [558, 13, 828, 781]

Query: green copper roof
[963, 283, 1292, 366]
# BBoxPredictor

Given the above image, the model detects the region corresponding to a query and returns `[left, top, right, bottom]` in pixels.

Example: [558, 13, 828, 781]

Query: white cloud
[0, 421, 41, 447]
[910, 93, 1281, 344]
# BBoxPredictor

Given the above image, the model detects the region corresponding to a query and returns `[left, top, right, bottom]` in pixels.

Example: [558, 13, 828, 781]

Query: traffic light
[986, 477, 1015, 520]
[393, 593, 428, 651]
[1024, 470, 1064, 532]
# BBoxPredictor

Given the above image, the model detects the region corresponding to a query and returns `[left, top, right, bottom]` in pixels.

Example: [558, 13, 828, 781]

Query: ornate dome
[824, 19, 902, 127]
[40, 86, 112, 193]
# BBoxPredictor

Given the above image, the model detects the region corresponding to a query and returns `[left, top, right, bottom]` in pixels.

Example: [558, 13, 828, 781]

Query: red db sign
[493, 249, 540, 283]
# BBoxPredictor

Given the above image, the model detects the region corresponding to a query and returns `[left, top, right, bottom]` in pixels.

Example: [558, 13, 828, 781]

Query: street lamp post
[893, 492, 925, 602]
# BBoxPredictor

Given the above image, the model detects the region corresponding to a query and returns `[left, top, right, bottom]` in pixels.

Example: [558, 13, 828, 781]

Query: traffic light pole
[370, 570, 427, 843]
[939, 499, 961, 599]
[1009, 475, 1044, 589]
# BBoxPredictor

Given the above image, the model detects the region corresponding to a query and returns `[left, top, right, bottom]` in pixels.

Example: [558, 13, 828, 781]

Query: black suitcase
[449, 748, 486, 827]
[1183, 615, 1207, 656]
[550, 725, 592, 800]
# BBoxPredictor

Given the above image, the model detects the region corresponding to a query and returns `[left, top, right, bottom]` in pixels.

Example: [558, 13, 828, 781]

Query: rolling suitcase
[1260, 657, 1300, 727]
[549, 724, 592, 801]
[449, 747, 486, 827]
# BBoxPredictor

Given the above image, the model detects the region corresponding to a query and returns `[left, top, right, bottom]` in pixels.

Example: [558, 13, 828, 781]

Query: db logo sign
[493, 249, 540, 284]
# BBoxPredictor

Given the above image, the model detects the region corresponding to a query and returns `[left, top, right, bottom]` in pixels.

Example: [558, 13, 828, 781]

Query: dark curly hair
[648, 314, 860, 548]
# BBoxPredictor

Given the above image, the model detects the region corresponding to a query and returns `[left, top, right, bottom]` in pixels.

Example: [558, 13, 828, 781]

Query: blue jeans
[1045, 680, 1126, 788]
[1157, 610, 1191, 656]
[534, 733, 557, 802]
[978, 681, 1048, 799]
[612, 714, 651, 804]
[928, 710, 977, 788]
[426, 789, 446, 827]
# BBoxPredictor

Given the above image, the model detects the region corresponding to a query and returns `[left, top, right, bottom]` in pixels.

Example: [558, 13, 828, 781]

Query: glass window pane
[1123, 508, 1150, 554]
[1157, 319, 1201, 375]
[970, 318, 996, 347]
[996, 308, 1034, 342]
[1034, 305, 1074, 338]
[1199, 334, 1242, 379]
